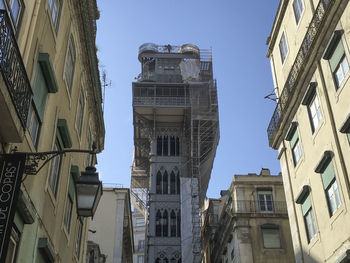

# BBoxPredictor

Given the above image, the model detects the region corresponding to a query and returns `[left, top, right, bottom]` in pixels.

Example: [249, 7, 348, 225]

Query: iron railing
[0, 10, 32, 129]
[267, 0, 334, 146]
[230, 200, 287, 214]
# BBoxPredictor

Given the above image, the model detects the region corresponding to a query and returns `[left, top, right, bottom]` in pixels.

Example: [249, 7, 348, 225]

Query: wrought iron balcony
[230, 200, 287, 215]
[0, 10, 32, 130]
[267, 0, 334, 147]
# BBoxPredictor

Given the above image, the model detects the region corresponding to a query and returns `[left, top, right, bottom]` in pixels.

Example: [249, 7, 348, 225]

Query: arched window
[176, 171, 180, 195]
[156, 210, 162, 236]
[177, 210, 181, 237]
[156, 171, 162, 194]
[163, 210, 168, 237]
[170, 171, 176, 194]
[163, 171, 168, 194]
[157, 136, 163, 156]
[155, 258, 160, 263]
[170, 136, 175, 156]
[176, 137, 180, 156]
[170, 210, 176, 237]
[163, 136, 168, 156]
[178, 258, 181, 263]
[164, 258, 169, 263]
[170, 258, 176, 263]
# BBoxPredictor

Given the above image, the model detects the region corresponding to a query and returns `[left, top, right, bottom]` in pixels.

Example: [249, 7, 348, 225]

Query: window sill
[311, 119, 325, 145]
[307, 233, 319, 251]
[330, 205, 344, 228]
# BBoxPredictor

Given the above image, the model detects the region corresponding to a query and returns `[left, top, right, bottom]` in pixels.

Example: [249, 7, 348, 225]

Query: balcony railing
[230, 200, 287, 214]
[267, 0, 334, 147]
[0, 10, 32, 128]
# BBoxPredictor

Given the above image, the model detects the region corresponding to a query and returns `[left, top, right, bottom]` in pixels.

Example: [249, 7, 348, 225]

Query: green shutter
[13, 212, 24, 233]
[57, 119, 72, 148]
[347, 133, 350, 142]
[301, 195, 311, 216]
[290, 129, 299, 148]
[33, 64, 48, 121]
[71, 165, 80, 182]
[321, 162, 335, 189]
[38, 53, 58, 93]
[68, 175, 75, 199]
[330, 41, 345, 72]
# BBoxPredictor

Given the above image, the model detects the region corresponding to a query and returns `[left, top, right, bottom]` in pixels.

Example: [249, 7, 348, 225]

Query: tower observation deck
[131, 43, 219, 263]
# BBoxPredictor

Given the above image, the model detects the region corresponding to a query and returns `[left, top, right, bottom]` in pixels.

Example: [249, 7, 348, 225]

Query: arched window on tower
[156, 171, 162, 194]
[163, 171, 168, 194]
[170, 171, 176, 194]
[156, 210, 162, 236]
[163, 136, 168, 156]
[170, 136, 175, 156]
[177, 210, 181, 237]
[170, 210, 176, 237]
[176, 137, 180, 156]
[176, 171, 180, 195]
[157, 136, 163, 156]
[155, 258, 160, 263]
[163, 210, 168, 237]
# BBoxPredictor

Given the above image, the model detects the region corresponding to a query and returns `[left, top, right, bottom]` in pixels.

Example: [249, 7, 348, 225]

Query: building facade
[88, 188, 134, 263]
[131, 43, 219, 263]
[132, 209, 146, 263]
[266, 0, 350, 262]
[203, 169, 295, 263]
[0, 0, 104, 262]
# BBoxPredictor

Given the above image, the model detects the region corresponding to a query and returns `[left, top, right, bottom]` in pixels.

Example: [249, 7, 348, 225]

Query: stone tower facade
[131, 43, 219, 263]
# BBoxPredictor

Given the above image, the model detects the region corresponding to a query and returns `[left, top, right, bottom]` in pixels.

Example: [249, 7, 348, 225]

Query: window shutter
[321, 162, 335, 189]
[262, 228, 280, 248]
[330, 41, 345, 72]
[33, 64, 48, 121]
[301, 195, 311, 216]
[290, 129, 299, 148]
[68, 174, 75, 199]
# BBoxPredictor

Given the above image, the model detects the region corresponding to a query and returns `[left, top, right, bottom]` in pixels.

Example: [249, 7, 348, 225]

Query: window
[48, 0, 62, 31]
[136, 217, 145, 227]
[261, 224, 281, 249]
[138, 240, 145, 250]
[138, 255, 144, 263]
[170, 171, 176, 194]
[5, 228, 20, 263]
[48, 139, 62, 197]
[307, 93, 322, 133]
[177, 210, 181, 237]
[170, 210, 176, 237]
[163, 171, 168, 194]
[258, 190, 274, 212]
[64, 195, 73, 232]
[321, 162, 341, 216]
[292, 0, 303, 24]
[162, 210, 168, 237]
[27, 103, 40, 146]
[64, 174, 75, 232]
[290, 128, 302, 165]
[231, 248, 234, 260]
[156, 210, 162, 236]
[279, 33, 288, 64]
[76, 89, 85, 136]
[64, 36, 76, 92]
[75, 219, 83, 258]
[156, 171, 162, 194]
[327, 37, 349, 89]
[1, 0, 23, 31]
[301, 195, 317, 242]
[156, 135, 180, 156]
[155, 169, 179, 195]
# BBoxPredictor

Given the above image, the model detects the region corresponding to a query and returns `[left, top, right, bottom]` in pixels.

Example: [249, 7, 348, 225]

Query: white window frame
[326, 179, 341, 216]
[64, 35, 76, 92]
[279, 32, 288, 64]
[75, 89, 85, 137]
[308, 93, 323, 133]
[64, 194, 73, 232]
[48, 0, 62, 31]
[292, 0, 304, 24]
[304, 208, 317, 242]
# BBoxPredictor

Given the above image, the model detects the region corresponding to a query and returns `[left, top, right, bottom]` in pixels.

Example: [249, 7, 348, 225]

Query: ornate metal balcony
[267, 0, 335, 147]
[0, 10, 32, 129]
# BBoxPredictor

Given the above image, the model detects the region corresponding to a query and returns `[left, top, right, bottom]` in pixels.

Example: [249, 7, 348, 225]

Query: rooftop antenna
[264, 90, 277, 102]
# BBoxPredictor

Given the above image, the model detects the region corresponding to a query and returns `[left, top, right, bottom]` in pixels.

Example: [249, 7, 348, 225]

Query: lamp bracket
[9, 148, 97, 176]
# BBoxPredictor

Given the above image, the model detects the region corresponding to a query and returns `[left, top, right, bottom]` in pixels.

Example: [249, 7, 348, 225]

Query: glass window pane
[262, 228, 281, 248]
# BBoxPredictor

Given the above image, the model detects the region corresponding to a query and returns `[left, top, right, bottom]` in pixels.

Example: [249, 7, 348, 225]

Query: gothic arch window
[163, 136, 168, 156]
[170, 171, 176, 194]
[170, 136, 175, 156]
[162, 210, 168, 237]
[170, 210, 176, 237]
[157, 136, 162, 155]
[156, 171, 162, 194]
[177, 210, 181, 237]
[156, 210, 162, 236]
[176, 137, 180, 156]
[176, 171, 180, 194]
[163, 171, 168, 194]
[155, 258, 160, 263]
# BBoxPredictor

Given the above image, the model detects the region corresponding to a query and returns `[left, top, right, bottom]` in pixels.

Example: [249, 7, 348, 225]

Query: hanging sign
[0, 154, 26, 263]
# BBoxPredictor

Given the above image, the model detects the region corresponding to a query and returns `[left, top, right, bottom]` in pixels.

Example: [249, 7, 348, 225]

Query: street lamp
[75, 166, 102, 217]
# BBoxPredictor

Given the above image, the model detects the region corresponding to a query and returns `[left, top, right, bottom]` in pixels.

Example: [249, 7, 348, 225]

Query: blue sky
[95, 0, 281, 198]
